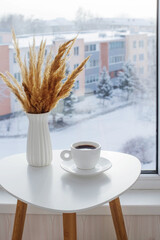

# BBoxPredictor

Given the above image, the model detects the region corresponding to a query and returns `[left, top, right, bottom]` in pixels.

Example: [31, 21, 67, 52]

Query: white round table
[0, 150, 141, 240]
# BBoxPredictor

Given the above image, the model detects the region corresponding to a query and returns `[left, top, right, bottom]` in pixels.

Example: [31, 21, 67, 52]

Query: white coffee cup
[60, 141, 101, 170]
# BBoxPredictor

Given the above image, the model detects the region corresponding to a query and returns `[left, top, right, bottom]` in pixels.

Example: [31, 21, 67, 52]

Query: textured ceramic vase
[26, 112, 53, 167]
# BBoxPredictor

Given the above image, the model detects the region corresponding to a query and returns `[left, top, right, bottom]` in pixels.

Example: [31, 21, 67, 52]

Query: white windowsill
[1, 188, 160, 215]
[131, 174, 160, 189]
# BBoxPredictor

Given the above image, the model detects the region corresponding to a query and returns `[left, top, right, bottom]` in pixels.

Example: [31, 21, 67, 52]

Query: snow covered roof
[79, 32, 124, 43]
[8, 29, 154, 49]
[8, 31, 126, 49]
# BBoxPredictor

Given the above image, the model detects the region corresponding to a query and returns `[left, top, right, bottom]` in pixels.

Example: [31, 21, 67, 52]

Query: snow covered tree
[117, 62, 141, 101]
[97, 67, 112, 105]
[63, 91, 75, 115]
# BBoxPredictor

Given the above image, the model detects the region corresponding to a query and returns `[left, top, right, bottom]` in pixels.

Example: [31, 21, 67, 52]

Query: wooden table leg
[63, 213, 77, 240]
[12, 200, 27, 240]
[109, 197, 128, 240]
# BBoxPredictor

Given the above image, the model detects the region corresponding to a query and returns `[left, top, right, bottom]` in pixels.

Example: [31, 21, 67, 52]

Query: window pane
[0, 0, 157, 172]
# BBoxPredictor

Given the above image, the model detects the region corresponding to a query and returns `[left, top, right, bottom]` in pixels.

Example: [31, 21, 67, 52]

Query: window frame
[158, 0, 160, 176]
[13, 53, 16, 63]
[133, 40, 137, 48]
[133, 0, 159, 189]
[0, 1, 158, 190]
[139, 53, 144, 61]
[74, 46, 79, 56]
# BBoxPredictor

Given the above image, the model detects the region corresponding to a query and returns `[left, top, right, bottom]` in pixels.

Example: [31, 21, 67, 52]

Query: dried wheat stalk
[0, 31, 89, 113]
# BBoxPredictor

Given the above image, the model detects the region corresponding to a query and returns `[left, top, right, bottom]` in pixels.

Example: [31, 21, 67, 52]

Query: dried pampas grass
[0, 31, 89, 113]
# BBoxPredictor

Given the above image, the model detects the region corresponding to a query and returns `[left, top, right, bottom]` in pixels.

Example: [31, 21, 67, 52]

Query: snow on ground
[0, 104, 156, 171]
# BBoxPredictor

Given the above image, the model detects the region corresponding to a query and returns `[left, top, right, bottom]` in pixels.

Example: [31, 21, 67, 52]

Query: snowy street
[0, 104, 156, 170]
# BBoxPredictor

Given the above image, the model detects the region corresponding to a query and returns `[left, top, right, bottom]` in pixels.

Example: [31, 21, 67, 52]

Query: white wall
[0, 214, 160, 240]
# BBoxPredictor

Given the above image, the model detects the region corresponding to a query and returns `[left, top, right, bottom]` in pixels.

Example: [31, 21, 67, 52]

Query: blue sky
[0, 0, 156, 20]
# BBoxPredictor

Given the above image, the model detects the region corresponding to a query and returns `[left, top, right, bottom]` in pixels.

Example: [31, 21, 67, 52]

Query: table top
[0, 150, 141, 213]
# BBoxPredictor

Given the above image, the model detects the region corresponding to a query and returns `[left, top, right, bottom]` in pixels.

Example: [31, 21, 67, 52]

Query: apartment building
[85, 41, 100, 94]
[0, 34, 86, 115]
[147, 33, 156, 78]
[123, 32, 148, 79]
[53, 37, 86, 98]
[0, 30, 152, 116]
[108, 39, 125, 86]
[100, 38, 125, 88]
[83, 32, 125, 94]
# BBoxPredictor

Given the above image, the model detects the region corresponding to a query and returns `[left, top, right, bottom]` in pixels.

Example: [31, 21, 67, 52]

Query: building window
[85, 45, 89, 51]
[133, 41, 136, 48]
[85, 44, 96, 52]
[86, 59, 99, 68]
[90, 44, 96, 51]
[85, 74, 99, 84]
[91, 59, 98, 67]
[139, 40, 144, 48]
[14, 73, 21, 82]
[109, 56, 125, 64]
[13, 53, 16, 63]
[139, 54, 144, 61]
[75, 80, 79, 89]
[74, 47, 79, 56]
[74, 64, 79, 69]
[109, 41, 124, 49]
[91, 75, 95, 82]
[86, 76, 90, 83]
[133, 55, 137, 62]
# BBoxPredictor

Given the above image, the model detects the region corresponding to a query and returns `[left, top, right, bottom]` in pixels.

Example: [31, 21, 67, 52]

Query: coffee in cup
[60, 141, 101, 170]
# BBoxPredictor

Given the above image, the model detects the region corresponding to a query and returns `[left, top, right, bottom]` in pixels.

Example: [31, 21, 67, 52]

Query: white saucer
[60, 157, 112, 176]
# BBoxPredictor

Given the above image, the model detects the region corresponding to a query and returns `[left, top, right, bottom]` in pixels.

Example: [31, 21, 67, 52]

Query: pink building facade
[0, 45, 11, 115]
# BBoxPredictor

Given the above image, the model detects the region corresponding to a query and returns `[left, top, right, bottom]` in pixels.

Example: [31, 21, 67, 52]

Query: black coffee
[75, 145, 96, 150]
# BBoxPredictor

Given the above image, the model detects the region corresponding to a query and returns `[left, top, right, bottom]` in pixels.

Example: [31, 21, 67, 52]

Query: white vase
[26, 112, 53, 167]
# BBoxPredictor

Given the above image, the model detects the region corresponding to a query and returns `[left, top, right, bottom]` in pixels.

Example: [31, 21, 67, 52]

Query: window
[109, 41, 124, 49]
[139, 40, 144, 48]
[86, 59, 99, 68]
[109, 55, 125, 64]
[133, 41, 137, 48]
[91, 59, 98, 67]
[74, 64, 79, 69]
[85, 44, 96, 52]
[85, 45, 89, 52]
[74, 46, 79, 56]
[139, 54, 144, 61]
[14, 73, 21, 82]
[13, 53, 16, 63]
[74, 80, 79, 89]
[133, 55, 137, 62]
[85, 74, 99, 84]
[90, 44, 96, 51]
[0, 0, 157, 177]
